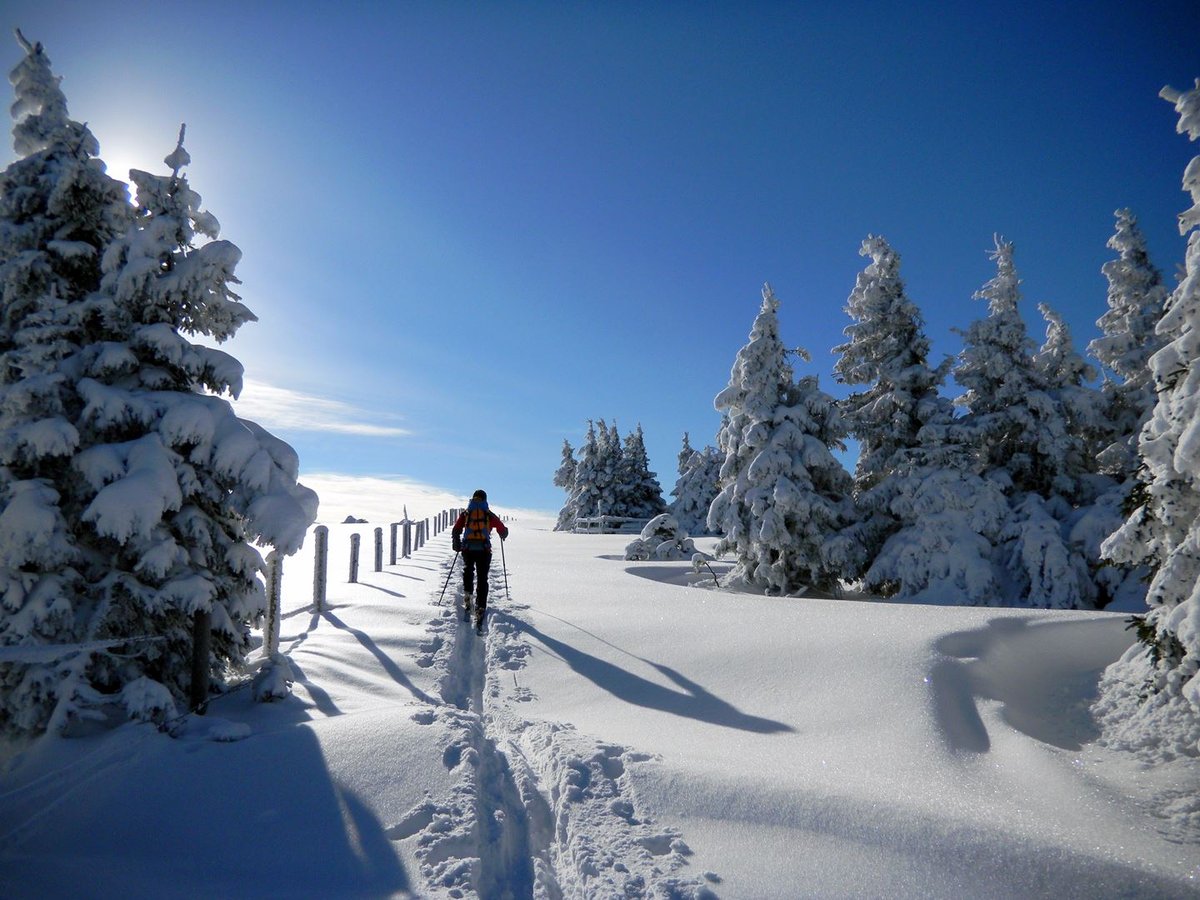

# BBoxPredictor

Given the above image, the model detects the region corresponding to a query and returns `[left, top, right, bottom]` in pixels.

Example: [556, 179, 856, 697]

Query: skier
[452, 490, 509, 631]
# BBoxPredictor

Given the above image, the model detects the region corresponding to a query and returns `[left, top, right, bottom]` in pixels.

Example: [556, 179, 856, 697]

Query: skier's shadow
[500, 613, 792, 734]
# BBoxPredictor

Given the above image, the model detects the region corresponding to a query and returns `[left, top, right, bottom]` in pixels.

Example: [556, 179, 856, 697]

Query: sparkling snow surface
[1, 519, 1197, 898]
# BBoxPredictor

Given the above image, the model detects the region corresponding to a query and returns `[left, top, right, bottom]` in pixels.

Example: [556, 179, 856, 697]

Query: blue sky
[3, 1, 1197, 519]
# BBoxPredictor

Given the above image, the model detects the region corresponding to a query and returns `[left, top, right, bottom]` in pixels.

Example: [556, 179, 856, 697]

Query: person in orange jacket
[452, 489, 508, 630]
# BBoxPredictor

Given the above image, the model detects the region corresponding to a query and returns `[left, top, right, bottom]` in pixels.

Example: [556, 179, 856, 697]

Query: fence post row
[297, 508, 479, 619]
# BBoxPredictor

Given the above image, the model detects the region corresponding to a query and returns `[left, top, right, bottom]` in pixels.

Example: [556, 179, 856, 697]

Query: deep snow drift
[1, 518, 1198, 898]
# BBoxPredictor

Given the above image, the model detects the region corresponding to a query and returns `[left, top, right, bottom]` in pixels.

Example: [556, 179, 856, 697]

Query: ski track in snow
[390, 555, 717, 899]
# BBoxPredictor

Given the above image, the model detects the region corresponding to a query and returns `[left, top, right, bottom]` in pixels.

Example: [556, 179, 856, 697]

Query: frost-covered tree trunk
[709, 284, 855, 594]
[0, 38, 317, 738]
[1096, 80, 1200, 757]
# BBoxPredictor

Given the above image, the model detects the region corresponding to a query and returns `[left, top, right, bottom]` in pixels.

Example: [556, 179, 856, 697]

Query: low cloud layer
[298, 472, 555, 528]
[233, 380, 409, 438]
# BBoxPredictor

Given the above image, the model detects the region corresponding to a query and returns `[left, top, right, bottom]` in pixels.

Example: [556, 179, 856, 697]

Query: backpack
[463, 504, 491, 551]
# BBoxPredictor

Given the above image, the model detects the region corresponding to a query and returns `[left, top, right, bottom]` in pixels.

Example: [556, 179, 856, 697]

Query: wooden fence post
[374, 527, 383, 572]
[349, 532, 361, 583]
[265, 550, 283, 656]
[389, 522, 398, 565]
[313, 525, 329, 611]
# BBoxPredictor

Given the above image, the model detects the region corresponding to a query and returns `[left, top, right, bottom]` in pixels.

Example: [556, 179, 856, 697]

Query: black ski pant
[462, 548, 492, 610]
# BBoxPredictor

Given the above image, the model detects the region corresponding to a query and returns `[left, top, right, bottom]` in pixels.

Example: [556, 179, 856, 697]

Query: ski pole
[437, 552, 460, 606]
[500, 537, 510, 600]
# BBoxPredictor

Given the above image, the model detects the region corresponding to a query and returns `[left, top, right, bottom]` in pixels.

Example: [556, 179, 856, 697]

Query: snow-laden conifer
[669, 433, 721, 537]
[589, 419, 622, 517]
[954, 239, 1078, 498]
[709, 284, 854, 594]
[1096, 80, 1200, 757]
[676, 431, 694, 477]
[948, 241, 1102, 608]
[0, 34, 135, 735]
[1089, 210, 1170, 477]
[1033, 302, 1132, 608]
[563, 420, 600, 524]
[1034, 302, 1105, 470]
[615, 424, 665, 519]
[553, 438, 576, 531]
[833, 235, 953, 578]
[0, 37, 317, 737]
[860, 390, 1010, 604]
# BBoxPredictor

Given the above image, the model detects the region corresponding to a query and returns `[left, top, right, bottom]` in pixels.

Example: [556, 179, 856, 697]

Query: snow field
[1, 519, 1198, 898]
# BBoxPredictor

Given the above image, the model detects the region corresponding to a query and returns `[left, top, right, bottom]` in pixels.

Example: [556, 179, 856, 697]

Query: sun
[95, 130, 166, 206]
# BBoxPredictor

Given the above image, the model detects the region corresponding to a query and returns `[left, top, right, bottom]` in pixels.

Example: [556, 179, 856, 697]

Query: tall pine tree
[833, 235, 952, 580]
[709, 284, 854, 594]
[1089, 209, 1170, 477]
[615, 423, 665, 519]
[670, 432, 721, 537]
[0, 37, 317, 737]
[553, 438, 577, 531]
[1097, 79, 1200, 755]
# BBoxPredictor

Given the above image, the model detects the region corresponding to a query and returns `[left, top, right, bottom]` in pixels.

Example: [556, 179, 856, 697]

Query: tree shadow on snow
[0, 715, 412, 897]
[500, 612, 793, 735]
[322, 610, 437, 706]
[929, 615, 1135, 753]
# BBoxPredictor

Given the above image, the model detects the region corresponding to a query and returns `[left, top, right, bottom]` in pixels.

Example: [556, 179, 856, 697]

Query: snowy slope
[1, 519, 1198, 898]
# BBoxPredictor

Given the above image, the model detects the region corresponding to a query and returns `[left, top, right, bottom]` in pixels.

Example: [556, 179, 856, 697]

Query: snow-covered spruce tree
[0, 37, 318, 737]
[676, 431, 694, 477]
[1096, 79, 1200, 757]
[0, 33, 134, 735]
[597, 419, 623, 516]
[1034, 302, 1105, 469]
[669, 433, 721, 536]
[708, 284, 855, 594]
[954, 239, 1097, 609]
[1077, 210, 1169, 609]
[563, 420, 601, 524]
[1089, 209, 1170, 478]
[1034, 302, 1134, 608]
[832, 235, 953, 580]
[615, 423, 666, 519]
[552, 438, 576, 531]
[954, 239, 1082, 499]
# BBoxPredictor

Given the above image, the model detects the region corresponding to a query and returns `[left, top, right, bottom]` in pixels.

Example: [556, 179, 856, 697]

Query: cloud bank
[233, 380, 409, 438]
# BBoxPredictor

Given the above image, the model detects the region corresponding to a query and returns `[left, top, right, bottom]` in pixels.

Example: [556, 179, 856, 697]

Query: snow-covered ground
[2, 517, 1198, 898]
